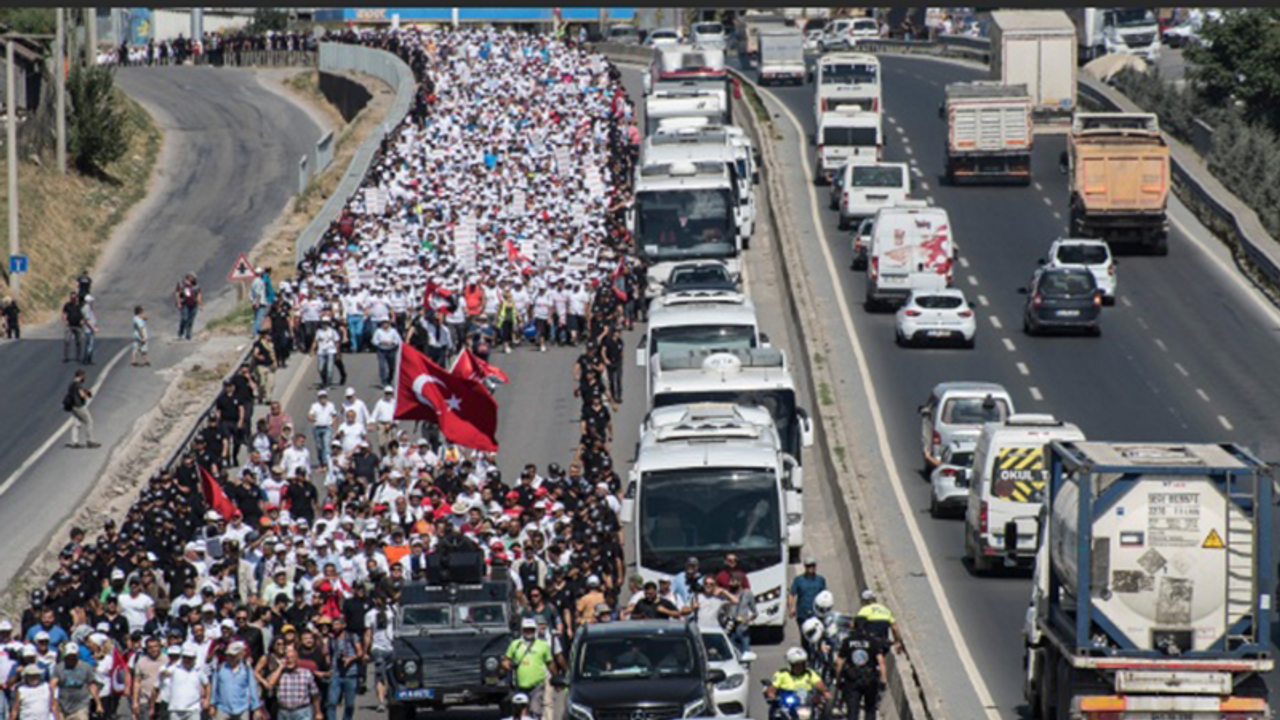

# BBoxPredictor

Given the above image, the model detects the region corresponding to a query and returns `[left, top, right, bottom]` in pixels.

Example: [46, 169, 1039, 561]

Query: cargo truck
[1020, 442, 1273, 720]
[735, 13, 791, 61]
[940, 81, 1033, 185]
[989, 10, 1076, 120]
[757, 28, 805, 86]
[1064, 113, 1171, 256]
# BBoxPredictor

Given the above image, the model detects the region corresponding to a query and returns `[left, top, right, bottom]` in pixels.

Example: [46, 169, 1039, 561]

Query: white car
[691, 21, 729, 50]
[850, 217, 874, 271]
[803, 29, 824, 53]
[700, 626, 755, 715]
[645, 28, 682, 48]
[1043, 238, 1116, 304]
[930, 440, 976, 518]
[895, 289, 976, 347]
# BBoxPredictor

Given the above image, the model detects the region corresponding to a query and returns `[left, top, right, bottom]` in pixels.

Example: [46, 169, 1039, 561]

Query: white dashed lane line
[1174, 362, 1189, 377]
[1219, 415, 1235, 431]
[1120, 296, 1133, 307]
[919, 180, 931, 191]
[1002, 338, 1016, 352]
[1052, 211, 1062, 220]
[905, 145, 914, 156]
[989, 316, 1002, 329]
[977, 295, 989, 307]
[1041, 196, 1052, 206]
[894, 125, 905, 134]
[887, 115, 898, 125]
[1016, 361, 1030, 376]
[910, 166, 923, 177]
[958, 256, 970, 268]
[1136, 317, 1149, 330]
[967, 275, 978, 286]
[1033, 181, 1043, 191]
[1197, 388, 1211, 402]
[1029, 387, 1044, 401]
[1154, 338, 1168, 352]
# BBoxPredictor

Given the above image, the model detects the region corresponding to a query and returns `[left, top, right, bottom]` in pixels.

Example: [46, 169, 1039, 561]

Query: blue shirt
[671, 572, 701, 609]
[25, 624, 69, 647]
[790, 574, 827, 616]
[211, 662, 261, 714]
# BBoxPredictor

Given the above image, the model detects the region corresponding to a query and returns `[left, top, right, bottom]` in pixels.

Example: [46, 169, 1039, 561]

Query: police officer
[855, 589, 902, 653]
[834, 617, 887, 720]
[764, 647, 830, 707]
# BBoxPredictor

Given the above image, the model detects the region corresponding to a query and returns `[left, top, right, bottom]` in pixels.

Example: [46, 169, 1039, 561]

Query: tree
[67, 64, 133, 175]
[248, 8, 289, 34]
[1186, 8, 1280, 132]
[0, 8, 55, 35]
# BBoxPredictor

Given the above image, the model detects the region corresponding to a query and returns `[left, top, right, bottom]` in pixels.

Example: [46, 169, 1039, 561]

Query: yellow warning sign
[1202, 529, 1225, 549]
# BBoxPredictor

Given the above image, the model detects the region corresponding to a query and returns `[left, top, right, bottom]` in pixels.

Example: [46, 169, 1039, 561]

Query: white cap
[345, 387, 356, 397]
[586, 575, 601, 587]
[110, 569, 125, 580]
[226, 641, 246, 655]
[384, 386, 395, 393]
[861, 589, 876, 601]
[0, 620, 11, 632]
[167, 645, 182, 657]
[34, 631, 49, 641]
[201, 603, 215, 613]
[521, 618, 538, 630]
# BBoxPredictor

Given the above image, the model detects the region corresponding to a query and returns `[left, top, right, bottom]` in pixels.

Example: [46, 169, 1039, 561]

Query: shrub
[67, 64, 134, 175]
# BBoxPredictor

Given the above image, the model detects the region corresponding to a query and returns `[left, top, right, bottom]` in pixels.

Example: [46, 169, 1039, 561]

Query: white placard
[555, 147, 573, 178]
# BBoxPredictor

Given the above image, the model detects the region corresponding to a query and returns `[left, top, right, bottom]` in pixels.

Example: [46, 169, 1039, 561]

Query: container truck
[989, 10, 1076, 121]
[1020, 441, 1273, 720]
[757, 28, 805, 86]
[1064, 113, 1171, 256]
[940, 81, 1033, 185]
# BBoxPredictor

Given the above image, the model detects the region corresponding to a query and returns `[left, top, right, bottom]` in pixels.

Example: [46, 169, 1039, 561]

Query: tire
[971, 551, 992, 575]
[1103, 295, 1116, 306]
[789, 547, 801, 565]
[838, 216, 850, 230]
[1151, 234, 1169, 256]
[1089, 325, 1102, 338]
[895, 329, 907, 346]
[929, 495, 941, 519]
[1023, 315, 1036, 336]
[388, 703, 413, 720]
[853, 257, 867, 271]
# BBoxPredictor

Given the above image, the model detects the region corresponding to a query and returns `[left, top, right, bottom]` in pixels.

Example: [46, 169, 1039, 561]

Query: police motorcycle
[761, 648, 831, 720]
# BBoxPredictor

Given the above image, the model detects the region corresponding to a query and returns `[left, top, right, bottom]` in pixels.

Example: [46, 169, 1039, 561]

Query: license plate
[1150, 714, 1192, 720]
[396, 688, 435, 700]
[927, 330, 951, 337]
[1057, 309, 1080, 317]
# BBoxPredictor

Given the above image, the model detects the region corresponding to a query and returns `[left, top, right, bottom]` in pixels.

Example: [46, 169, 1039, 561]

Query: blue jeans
[252, 306, 267, 336]
[314, 426, 333, 465]
[326, 677, 357, 720]
[179, 304, 198, 339]
[730, 622, 751, 654]
[317, 352, 335, 388]
[83, 328, 96, 363]
[347, 314, 365, 352]
[279, 707, 313, 720]
[376, 347, 397, 387]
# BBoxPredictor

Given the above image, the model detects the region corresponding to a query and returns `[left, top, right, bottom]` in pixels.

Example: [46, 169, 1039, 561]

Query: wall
[319, 71, 374, 124]
[151, 9, 250, 42]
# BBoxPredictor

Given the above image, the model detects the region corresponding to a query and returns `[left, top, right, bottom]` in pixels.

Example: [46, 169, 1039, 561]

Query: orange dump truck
[1065, 112, 1171, 255]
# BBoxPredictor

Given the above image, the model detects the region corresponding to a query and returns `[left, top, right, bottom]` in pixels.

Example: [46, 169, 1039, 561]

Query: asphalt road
[748, 52, 1280, 718]
[0, 67, 320, 592]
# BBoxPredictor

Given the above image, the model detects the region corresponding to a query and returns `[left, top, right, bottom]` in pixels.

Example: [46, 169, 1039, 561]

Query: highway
[746, 52, 1280, 718]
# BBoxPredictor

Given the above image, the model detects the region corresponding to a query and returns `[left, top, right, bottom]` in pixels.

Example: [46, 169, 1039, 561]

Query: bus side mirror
[797, 407, 814, 448]
[760, 333, 771, 348]
[620, 481, 636, 523]
[635, 336, 648, 368]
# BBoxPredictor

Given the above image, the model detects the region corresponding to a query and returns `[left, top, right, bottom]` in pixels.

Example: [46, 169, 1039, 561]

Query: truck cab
[964, 414, 1085, 574]
[814, 108, 883, 185]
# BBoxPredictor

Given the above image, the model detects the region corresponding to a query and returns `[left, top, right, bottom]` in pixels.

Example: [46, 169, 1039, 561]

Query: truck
[757, 28, 805, 86]
[1064, 113, 1171, 256]
[734, 12, 791, 60]
[989, 10, 1076, 120]
[1021, 442, 1273, 720]
[387, 534, 515, 718]
[864, 201, 954, 311]
[940, 81, 1033, 185]
[1065, 8, 1162, 62]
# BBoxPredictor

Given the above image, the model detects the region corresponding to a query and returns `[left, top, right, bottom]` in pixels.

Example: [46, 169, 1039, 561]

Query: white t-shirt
[364, 608, 395, 652]
[314, 327, 340, 355]
[338, 421, 367, 455]
[118, 591, 155, 632]
[309, 401, 338, 428]
[370, 398, 397, 424]
[282, 446, 311, 478]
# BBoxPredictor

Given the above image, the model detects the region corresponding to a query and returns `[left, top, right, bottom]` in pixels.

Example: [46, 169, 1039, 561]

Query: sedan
[850, 217, 873, 271]
[895, 289, 976, 347]
[1020, 267, 1103, 336]
[930, 440, 976, 519]
[700, 627, 756, 715]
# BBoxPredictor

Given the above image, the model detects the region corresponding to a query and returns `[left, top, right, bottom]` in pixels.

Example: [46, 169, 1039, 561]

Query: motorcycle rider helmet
[801, 617, 825, 646]
[785, 647, 807, 665]
[814, 590, 835, 617]
[861, 589, 876, 602]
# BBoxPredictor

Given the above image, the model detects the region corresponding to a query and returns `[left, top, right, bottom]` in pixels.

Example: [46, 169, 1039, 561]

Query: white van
[814, 108, 882, 184]
[834, 162, 910, 229]
[964, 414, 1085, 574]
[864, 201, 954, 311]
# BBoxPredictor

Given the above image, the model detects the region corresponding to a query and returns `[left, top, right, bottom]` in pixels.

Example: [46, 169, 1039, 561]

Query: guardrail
[294, 42, 417, 264]
[190, 49, 318, 67]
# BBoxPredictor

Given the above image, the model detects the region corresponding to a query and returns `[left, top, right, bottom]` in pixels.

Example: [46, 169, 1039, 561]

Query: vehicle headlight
[483, 657, 500, 672]
[756, 586, 783, 603]
[569, 702, 594, 720]
[716, 673, 745, 691]
[683, 699, 709, 717]
[797, 708, 813, 720]
[402, 660, 419, 676]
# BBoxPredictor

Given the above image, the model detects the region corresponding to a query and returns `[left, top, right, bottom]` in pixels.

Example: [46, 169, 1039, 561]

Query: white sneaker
[540, 345, 546, 353]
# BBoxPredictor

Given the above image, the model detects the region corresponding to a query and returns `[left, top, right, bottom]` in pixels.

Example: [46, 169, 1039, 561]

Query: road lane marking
[1197, 388, 1210, 402]
[967, 275, 978, 286]
[958, 256, 970, 268]
[1002, 337, 1016, 352]
[1033, 181, 1043, 191]
[989, 316, 1002, 329]
[1174, 362, 1189, 377]
[1016, 361, 1030, 376]
[926, 195, 935, 204]
[977, 294, 989, 307]
[919, 180, 931, 191]
[1219, 415, 1234, 431]
[1041, 196, 1052, 206]
[0, 345, 130, 502]
[1136, 317, 1149, 329]
[1120, 296, 1133, 307]
[1154, 338, 1168, 352]
[887, 115, 898, 125]
[1030, 387, 1044, 401]
[910, 166, 923, 177]
[894, 125, 905, 134]
[905, 145, 914, 156]
[1052, 211, 1062, 220]
[758, 82, 1003, 720]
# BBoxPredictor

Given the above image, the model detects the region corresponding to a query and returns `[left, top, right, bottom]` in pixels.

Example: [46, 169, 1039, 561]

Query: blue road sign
[8, 254, 28, 275]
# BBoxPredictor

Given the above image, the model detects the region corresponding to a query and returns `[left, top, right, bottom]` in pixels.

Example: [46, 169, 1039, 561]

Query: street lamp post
[55, 8, 66, 175]
[6, 39, 19, 295]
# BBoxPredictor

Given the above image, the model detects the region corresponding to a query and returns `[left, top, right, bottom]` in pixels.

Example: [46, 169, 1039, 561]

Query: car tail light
[940, 468, 956, 478]
[820, 98, 828, 112]
[979, 501, 988, 534]
[1032, 294, 1043, 307]
[1093, 294, 1102, 307]
[958, 310, 973, 318]
[843, 191, 851, 207]
[872, 97, 879, 112]
[904, 309, 921, 317]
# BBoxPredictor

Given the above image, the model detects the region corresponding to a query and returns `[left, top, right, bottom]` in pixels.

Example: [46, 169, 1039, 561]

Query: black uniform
[838, 626, 887, 720]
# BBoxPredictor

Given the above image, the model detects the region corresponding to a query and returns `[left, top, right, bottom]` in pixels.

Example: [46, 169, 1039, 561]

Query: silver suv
[918, 382, 1014, 471]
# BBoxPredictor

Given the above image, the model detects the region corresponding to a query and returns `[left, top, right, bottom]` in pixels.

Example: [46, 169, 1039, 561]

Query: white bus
[811, 52, 882, 117]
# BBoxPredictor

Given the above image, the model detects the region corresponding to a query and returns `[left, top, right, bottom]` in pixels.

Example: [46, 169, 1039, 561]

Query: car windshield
[852, 166, 903, 188]
[1056, 245, 1109, 265]
[651, 325, 756, 356]
[457, 604, 508, 626]
[822, 63, 877, 84]
[610, 28, 638, 39]
[400, 603, 506, 629]
[637, 189, 735, 261]
[941, 396, 1010, 425]
[578, 636, 698, 680]
[1111, 9, 1155, 27]
[945, 450, 975, 467]
[822, 127, 878, 146]
[653, 389, 799, 457]
[694, 23, 724, 35]
[853, 20, 878, 32]
[651, 31, 678, 40]
[401, 605, 451, 627]
[700, 632, 734, 662]
[668, 265, 734, 288]
[914, 294, 964, 310]
[640, 468, 782, 574]
[1040, 272, 1096, 296]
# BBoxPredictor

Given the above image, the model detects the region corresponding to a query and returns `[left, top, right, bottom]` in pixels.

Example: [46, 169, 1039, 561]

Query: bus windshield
[639, 468, 783, 574]
[650, 325, 756, 357]
[822, 63, 878, 85]
[637, 189, 736, 261]
[653, 389, 798, 456]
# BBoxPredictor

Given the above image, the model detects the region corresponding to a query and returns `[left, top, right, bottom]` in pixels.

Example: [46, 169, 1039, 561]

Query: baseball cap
[62, 642, 79, 657]
[586, 575, 601, 587]
[226, 641, 246, 655]
[182, 646, 198, 658]
[804, 555, 818, 566]
[167, 646, 182, 657]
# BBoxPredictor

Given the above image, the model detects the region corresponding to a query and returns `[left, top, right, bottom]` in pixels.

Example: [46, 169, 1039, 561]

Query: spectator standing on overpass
[3, 295, 21, 339]
[62, 369, 99, 449]
[175, 273, 203, 341]
[80, 295, 99, 365]
[63, 291, 85, 363]
[131, 306, 150, 367]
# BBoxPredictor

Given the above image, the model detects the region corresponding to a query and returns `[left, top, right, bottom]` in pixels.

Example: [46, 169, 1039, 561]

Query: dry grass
[0, 90, 161, 322]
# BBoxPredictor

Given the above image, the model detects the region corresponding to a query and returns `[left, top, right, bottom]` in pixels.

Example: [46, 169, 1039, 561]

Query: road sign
[8, 254, 28, 275]
[227, 253, 256, 282]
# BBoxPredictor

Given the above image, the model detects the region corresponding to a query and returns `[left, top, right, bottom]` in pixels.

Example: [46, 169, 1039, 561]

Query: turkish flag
[452, 347, 510, 386]
[395, 345, 499, 452]
[199, 466, 238, 520]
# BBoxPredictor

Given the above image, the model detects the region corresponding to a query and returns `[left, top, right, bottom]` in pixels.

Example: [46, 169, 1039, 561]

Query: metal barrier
[295, 42, 417, 264]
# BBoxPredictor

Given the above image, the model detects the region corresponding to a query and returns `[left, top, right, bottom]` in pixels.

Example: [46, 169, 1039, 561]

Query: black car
[387, 536, 515, 720]
[1019, 267, 1103, 336]
[556, 620, 725, 720]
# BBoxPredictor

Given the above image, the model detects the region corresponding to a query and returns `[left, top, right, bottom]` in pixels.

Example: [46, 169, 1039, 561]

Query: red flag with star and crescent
[395, 344, 499, 452]
[451, 347, 510, 386]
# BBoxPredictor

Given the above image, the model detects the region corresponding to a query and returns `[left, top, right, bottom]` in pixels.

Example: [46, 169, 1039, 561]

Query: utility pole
[55, 8, 66, 175]
[86, 7, 98, 66]
[6, 39, 19, 296]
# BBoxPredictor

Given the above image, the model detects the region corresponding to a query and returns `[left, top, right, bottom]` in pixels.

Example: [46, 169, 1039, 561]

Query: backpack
[62, 384, 79, 412]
